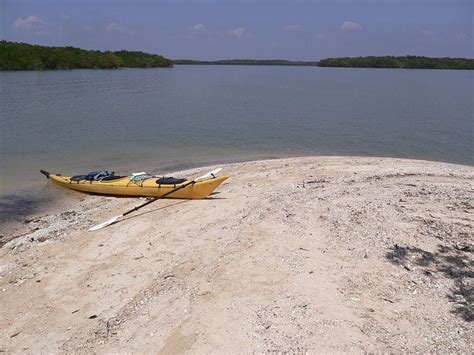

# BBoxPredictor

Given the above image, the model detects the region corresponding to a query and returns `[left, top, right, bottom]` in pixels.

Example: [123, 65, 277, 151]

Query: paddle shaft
[88, 168, 221, 231]
[122, 179, 196, 217]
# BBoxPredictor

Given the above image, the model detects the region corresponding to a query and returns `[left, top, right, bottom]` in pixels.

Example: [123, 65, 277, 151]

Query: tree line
[0, 41, 173, 70]
[175, 56, 473, 70]
[173, 59, 320, 66]
[318, 56, 474, 70]
[1, 41, 472, 70]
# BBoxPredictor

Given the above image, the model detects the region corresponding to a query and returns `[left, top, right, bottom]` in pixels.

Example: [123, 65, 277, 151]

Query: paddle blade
[88, 214, 122, 232]
[195, 168, 222, 182]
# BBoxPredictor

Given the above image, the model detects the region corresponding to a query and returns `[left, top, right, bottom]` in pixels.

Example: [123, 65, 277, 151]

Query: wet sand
[0, 156, 473, 353]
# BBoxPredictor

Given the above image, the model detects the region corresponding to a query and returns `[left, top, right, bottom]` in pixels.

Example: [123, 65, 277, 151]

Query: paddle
[88, 168, 222, 231]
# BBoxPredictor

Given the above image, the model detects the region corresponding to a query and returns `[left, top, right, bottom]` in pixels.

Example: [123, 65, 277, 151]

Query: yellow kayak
[40, 170, 227, 199]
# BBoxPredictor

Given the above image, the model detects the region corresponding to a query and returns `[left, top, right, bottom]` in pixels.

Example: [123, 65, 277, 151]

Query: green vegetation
[318, 56, 474, 70]
[113, 50, 173, 68]
[175, 56, 473, 70]
[1, 41, 472, 71]
[173, 59, 320, 66]
[0, 41, 173, 70]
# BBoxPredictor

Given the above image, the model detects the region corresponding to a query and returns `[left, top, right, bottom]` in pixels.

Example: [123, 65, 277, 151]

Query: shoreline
[3, 64, 474, 72]
[2, 152, 473, 198]
[1, 154, 473, 247]
[1, 156, 473, 352]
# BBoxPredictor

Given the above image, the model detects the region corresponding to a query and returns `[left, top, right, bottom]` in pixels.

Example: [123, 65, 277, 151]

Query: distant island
[0, 41, 173, 70]
[318, 56, 474, 70]
[173, 59, 320, 66]
[1, 41, 472, 70]
[174, 56, 474, 70]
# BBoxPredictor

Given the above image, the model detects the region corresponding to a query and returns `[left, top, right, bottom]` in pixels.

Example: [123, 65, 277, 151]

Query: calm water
[1, 66, 473, 202]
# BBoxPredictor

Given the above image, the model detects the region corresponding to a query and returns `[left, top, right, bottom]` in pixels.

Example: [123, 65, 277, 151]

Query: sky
[1, 0, 472, 60]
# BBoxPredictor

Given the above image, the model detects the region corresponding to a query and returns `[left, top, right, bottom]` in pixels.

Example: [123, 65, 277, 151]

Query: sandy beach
[0, 156, 472, 353]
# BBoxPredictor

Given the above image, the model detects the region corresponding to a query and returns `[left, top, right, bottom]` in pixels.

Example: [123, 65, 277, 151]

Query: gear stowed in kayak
[40, 169, 227, 199]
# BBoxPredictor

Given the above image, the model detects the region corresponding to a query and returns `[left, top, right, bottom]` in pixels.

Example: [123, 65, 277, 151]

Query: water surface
[1, 66, 472, 204]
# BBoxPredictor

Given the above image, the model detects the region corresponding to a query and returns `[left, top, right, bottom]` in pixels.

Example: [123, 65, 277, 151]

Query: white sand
[1, 156, 473, 353]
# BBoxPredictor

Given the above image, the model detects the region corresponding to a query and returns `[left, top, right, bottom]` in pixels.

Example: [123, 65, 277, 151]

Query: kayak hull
[46, 173, 227, 199]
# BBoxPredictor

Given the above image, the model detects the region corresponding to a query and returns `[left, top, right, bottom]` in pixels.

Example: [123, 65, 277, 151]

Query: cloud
[171, 23, 208, 40]
[190, 24, 206, 33]
[105, 22, 134, 34]
[284, 24, 303, 32]
[227, 27, 247, 39]
[13, 16, 47, 31]
[341, 21, 363, 32]
[106, 22, 123, 32]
